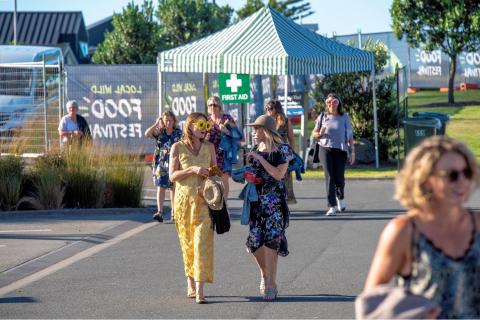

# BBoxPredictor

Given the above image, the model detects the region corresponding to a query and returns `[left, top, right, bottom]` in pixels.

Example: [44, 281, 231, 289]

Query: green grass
[408, 90, 480, 160]
[298, 89, 480, 179]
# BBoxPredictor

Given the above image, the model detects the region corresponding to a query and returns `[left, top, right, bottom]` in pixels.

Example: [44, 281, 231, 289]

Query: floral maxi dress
[246, 144, 295, 256]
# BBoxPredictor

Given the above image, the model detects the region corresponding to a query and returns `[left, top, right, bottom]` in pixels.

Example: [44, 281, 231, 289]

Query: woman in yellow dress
[169, 112, 217, 304]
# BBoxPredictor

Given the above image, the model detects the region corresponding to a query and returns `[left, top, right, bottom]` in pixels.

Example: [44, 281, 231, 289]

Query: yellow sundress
[174, 141, 214, 283]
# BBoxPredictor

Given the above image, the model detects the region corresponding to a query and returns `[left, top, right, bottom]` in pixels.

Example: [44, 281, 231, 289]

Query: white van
[0, 45, 63, 135]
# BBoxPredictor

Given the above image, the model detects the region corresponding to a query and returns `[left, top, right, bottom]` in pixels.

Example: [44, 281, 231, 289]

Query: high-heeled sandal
[259, 278, 266, 295]
[262, 287, 278, 301]
[195, 294, 206, 304]
[152, 211, 163, 223]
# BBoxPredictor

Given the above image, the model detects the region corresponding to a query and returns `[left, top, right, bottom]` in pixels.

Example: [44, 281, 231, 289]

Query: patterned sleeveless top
[396, 212, 480, 319]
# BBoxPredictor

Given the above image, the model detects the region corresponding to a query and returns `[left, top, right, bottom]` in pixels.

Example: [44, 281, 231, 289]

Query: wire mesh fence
[0, 62, 63, 154]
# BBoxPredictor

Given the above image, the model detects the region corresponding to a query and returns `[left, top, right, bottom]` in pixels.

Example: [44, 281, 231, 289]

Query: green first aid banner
[218, 73, 251, 104]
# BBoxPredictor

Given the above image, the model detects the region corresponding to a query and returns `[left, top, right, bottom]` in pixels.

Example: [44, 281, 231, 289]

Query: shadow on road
[206, 293, 356, 303]
[0, 297, 37, 303]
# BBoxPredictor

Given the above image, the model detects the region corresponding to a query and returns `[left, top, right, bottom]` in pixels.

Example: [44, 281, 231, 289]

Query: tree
[311, 40, 399, 161]
[92, 1, 161, 64]
[156, 0, 233, 49]
[391, 0, 480, 104]
[236, 0, 314, 21]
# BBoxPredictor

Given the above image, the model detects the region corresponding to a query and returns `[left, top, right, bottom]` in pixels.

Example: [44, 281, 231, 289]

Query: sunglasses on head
[193, 119, 212, 132]
[436, 167, 473, 182]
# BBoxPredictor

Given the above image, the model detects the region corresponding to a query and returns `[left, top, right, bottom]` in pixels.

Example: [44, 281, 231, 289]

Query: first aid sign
[218, 73, 251, 104]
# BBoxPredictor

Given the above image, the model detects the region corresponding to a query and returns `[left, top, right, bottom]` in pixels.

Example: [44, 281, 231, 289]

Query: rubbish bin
[403, 117, 442, 154]
[412, 112, 451, 135]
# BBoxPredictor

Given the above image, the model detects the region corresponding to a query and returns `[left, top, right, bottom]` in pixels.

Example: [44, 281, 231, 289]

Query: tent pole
[284, 75, 288, 116]
[157, 56, 162, 116]
[371, 69, 379, 168]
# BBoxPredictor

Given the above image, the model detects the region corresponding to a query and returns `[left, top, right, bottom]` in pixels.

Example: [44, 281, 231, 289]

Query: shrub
[0, 155, 24, 211]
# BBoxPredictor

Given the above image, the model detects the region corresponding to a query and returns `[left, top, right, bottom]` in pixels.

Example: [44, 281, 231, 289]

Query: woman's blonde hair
[395, 136, 479, 210]
[161, 110, 178, 129]
[261, 126, 284, 154]
[207, 96, 222, 111]
[181, 112, 207, 149]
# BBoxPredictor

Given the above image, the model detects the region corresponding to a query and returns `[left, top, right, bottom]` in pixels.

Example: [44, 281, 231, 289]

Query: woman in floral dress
[245, 115, 295, 301]
[145, 111, 182, 222]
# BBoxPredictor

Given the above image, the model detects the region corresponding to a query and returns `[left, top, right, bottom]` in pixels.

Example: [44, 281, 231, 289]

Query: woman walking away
[169, 112, 217, 304]
[145, 111, 182, 222]
[207, 96, 240, 207]
[265, 99, 297, 204]
[312, 93, 355, 216]
[244, 115, 295, 301]
[364, 136, 480, 318]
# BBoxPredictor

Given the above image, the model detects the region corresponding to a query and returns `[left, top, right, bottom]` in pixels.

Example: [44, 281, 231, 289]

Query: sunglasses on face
[208, 103, 218, 108]
[193, 119, 212, 132]
[436, 167, 473, 182]
[265, 107, 274, 112]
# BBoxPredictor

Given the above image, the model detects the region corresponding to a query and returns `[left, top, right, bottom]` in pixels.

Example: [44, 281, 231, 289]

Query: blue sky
[0, 0, 393, 37]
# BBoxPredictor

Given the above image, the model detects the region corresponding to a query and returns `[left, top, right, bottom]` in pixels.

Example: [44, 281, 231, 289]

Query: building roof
[0, 11, 88, 45]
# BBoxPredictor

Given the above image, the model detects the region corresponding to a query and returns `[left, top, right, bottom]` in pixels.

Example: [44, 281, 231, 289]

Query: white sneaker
[336, 198, 346, 211]
[326, 207, 337, 216]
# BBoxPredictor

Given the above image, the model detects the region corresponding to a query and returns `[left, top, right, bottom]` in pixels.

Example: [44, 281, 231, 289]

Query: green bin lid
[402, 117, 442, 129]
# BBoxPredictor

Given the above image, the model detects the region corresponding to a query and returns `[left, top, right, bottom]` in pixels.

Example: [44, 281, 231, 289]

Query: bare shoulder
[473, 211, 480, 230]
[204, 141, 214, 149]
[381, 214, 413, 244]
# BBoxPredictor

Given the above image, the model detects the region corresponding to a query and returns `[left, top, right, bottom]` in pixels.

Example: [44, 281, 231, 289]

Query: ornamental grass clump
[0, 155, 24, 211]
[19, 152, 66, 210]
[62, 146, 106, 208]
[99, 148, 144, 208]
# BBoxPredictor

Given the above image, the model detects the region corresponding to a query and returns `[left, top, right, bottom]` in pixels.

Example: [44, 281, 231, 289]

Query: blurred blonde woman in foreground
[364, 136, 480, 318]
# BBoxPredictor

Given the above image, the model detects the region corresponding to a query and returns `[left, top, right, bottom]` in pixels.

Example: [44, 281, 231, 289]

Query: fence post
[42, 54, 48, 153]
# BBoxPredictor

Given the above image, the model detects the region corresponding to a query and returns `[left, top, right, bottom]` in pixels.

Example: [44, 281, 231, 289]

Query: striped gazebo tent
[158, 6, 380, 166]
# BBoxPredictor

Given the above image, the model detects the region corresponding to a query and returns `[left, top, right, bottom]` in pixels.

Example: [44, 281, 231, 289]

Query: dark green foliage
[93, 1, 162, 64]
[311, 40, 399, 161]
[157, 0, 233, 49]
[391, 0, 480, 103]
[236, 0, 314, 21]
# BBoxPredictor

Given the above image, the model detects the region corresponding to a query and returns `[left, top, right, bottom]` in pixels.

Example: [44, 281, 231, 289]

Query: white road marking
[0, 221, 157, 296]
[0, 229, 52, 233]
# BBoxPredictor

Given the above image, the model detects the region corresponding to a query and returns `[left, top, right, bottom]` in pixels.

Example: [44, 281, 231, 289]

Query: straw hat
[201, 178, 224, 210]
[246, 115, 281, 138]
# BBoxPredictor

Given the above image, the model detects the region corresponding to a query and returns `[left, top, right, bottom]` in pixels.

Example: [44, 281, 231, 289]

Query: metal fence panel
[0, 62, 62, 153]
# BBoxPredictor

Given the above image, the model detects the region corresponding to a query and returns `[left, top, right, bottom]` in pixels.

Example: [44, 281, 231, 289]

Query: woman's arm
[145, 118, 162, 138]
[169, 143, 209, 182]
[364, 216, 412, 289]
[246, 151, 288, 181]
[208, 142, 217, 168]
[286, 119, 296, 149]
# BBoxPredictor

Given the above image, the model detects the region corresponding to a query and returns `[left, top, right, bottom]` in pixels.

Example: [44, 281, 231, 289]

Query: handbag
[209, 201, 230, 234]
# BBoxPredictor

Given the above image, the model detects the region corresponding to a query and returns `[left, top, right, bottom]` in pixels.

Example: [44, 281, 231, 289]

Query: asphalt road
[1, 179, 479, 319]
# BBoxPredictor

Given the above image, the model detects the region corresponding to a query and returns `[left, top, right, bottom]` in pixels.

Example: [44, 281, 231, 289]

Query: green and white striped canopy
[158, 7, 374, 75]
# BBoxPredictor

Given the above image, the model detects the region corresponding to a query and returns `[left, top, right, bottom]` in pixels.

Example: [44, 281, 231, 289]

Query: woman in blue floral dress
[145, 111, 182, 222]
[245, 115, 295, 301]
